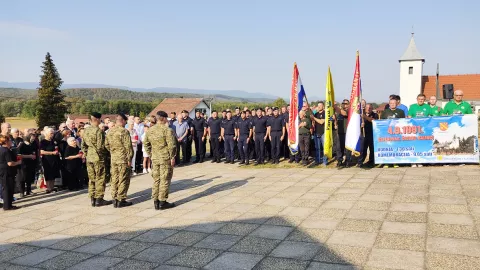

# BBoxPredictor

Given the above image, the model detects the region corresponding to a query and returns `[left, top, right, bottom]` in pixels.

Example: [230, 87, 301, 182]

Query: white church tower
[399, 33, 425, 107]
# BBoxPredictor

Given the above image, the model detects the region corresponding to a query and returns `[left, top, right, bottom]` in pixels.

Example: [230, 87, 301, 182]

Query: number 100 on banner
[372, 115, 479, 164]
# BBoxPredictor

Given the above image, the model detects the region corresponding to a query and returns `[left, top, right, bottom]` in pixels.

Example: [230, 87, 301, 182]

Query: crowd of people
[0, 89, 475, 211]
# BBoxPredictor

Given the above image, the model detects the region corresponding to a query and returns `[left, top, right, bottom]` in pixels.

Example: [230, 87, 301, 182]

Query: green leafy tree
[36, 52, 68, 128]
[0, 113, 5, 124]
[273, 98, 287, 108]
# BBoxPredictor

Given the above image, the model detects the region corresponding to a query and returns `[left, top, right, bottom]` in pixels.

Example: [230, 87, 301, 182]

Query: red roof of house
[148, 98, 205, 117]
[422, 74, 480, 100]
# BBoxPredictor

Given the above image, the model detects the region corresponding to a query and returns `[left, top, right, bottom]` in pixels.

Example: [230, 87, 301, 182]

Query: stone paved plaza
[1, 164, 480, 269]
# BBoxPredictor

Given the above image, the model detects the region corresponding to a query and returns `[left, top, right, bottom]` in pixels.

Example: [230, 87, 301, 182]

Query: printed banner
[373, 115, 479, 164]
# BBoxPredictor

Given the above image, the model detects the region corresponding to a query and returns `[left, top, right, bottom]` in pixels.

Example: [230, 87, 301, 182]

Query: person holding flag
[287, 63, 306, 161]
[345, 51, 363, 163]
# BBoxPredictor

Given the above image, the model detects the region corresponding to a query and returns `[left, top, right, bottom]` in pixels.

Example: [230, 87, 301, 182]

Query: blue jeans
[314, 134, 327, 165]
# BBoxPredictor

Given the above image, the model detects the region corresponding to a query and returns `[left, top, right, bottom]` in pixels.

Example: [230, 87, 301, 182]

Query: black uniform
[247, 116, 256, 160]
[281, 113, 290, 159]
[267, 115, 285, 163]
[360, 112, 378, 165]
[184, 116, 194, 162]
[192, 116, 207, 162]
[232, 115, 241, 160]
[264, 115, 272, 161]
[236, 117, 252, 164]
[221, 118, 236, 162]
[207, 117, 222, 162]
[252, 116, 268, 164]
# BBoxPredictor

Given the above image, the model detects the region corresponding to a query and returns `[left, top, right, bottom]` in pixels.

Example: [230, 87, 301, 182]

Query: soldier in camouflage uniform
[144, 110, 177, 210]
[82, 112, 112, 207]
[105, 113, 134, 208]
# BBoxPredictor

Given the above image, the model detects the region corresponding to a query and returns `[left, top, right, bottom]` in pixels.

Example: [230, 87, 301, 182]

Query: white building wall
[399, 60, 424, 107]
[188, 102, 209, 119]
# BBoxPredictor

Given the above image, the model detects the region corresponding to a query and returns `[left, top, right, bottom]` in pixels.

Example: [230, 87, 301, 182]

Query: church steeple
[399, 32, 425, 62]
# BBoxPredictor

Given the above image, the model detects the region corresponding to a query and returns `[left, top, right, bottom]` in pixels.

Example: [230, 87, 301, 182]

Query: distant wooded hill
[0, 87, 284, 119]
[0, 87, 274, 103]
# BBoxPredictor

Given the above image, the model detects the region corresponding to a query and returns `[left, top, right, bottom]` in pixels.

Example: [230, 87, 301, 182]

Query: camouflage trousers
[87, 162, 106, 199]
[110, 163, 131, 201]
[151, 162, 173, 201]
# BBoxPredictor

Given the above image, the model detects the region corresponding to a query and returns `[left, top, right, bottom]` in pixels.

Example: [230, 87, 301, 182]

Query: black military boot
[245, 159, 249, 165]
[159, 201, 175, 210]
[199, 158, 204, 163]
[239, 160, 245, 165]
[91, 197, 96, 207]
[113, 200, 118, 208]
[230, 160, 234, 164]
[118, 200, 133, 208]
[211, 159, 216, 163]
[154, 200, 160, 210]
[193, 159, 200, 164]
[95, 198, 112, 207]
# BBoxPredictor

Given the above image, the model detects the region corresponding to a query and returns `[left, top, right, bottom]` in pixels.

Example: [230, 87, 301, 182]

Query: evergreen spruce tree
[36, 52, 68, 128]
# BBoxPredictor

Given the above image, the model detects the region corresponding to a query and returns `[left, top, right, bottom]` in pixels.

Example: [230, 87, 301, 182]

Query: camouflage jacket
[144, 123, 176, 164]
[105, 126, 134, 164]
[81, 125, 107, 162]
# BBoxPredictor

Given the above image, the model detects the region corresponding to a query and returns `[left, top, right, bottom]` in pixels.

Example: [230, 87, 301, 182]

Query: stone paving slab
[1, 164, 480, 269]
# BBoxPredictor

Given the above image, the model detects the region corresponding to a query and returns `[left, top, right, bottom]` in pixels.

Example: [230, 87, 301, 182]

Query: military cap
[181, 110, 189, 114]
[91, 112, 102, 119]
[156, 110, 168, 117]
[118, 113, 128, 121]
[273, 107, 279, 111]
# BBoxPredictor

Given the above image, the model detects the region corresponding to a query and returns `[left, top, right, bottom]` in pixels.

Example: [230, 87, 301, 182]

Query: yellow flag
[324, 67, 335, 160]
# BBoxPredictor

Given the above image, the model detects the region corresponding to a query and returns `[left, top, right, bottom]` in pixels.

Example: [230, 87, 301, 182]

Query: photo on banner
[373, 115, 479, 164]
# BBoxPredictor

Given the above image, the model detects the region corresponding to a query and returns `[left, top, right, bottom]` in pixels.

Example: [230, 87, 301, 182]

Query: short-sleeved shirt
[252, 116, 268, 134]
[172, 121, 189, 139]
[381, 109, 405, 119]
[397, 104, 409, 116]
[236, 118, 252, 136]
[429, 105, 443, 116]
[267, 115, 284, 132]
[221, 118, 236, 135]
[299, 117, 312, 135]
[192, 117, 207, 135]
[408, 103, 430, 118]
[314, 111, 325, 136]
[207, 118, 222, 135]
[442, 101, 473, 115]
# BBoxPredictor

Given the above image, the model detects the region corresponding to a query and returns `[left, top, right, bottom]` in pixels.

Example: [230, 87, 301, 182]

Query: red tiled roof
[422, 74, 480, 100]
[148, 98, 204, 117]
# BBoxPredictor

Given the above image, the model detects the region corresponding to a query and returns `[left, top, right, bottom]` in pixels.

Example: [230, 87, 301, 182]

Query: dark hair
[417, 94, 426, 98]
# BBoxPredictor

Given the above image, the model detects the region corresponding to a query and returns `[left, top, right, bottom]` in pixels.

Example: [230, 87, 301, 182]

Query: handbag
[36, 173, 47, 189]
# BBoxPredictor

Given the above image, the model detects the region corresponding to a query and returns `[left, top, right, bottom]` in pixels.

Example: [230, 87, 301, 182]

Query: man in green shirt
[443, 90, 473, 115]
[428, 96, 443, 116]
[298, 110, 312, 166]
[408, 94, 430, 118]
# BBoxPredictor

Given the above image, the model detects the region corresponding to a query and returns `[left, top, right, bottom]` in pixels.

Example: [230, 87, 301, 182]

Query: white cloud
[0, 21, 69, 40]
